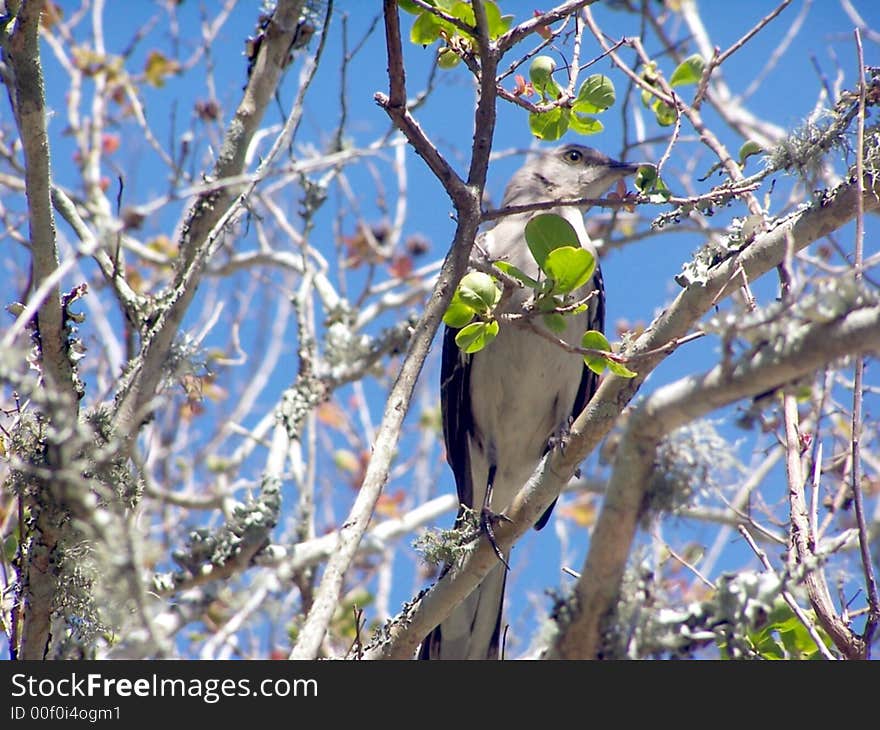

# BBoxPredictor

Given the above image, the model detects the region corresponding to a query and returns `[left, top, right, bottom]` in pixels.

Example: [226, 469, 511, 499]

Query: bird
[418, 143, 640, 660]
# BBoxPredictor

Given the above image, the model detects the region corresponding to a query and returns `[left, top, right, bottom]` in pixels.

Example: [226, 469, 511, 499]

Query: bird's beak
[608, 160, 643, 175]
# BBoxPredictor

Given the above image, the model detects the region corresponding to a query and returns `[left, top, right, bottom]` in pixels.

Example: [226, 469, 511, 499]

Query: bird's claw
[480, 507, 512, 570]
[547, 419, 574, 453]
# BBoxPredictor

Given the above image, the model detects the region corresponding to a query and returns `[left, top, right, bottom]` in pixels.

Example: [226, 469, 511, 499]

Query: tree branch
[2, 0, 84, 660]
[289, 0, 491, 660]
[497, 0, 598, 53]
[783, 394, 864, 658]
[557, 298, 879, 659]
[5, 0, 73, 399]
[849, 32, 880, 649]
[113, 0, 309, 437]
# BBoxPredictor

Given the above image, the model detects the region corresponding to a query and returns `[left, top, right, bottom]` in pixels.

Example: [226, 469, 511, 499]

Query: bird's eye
[564, 148, 583, 163]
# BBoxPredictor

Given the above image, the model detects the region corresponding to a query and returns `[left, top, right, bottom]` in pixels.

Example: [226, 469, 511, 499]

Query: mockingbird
[419, 144, 639, 660]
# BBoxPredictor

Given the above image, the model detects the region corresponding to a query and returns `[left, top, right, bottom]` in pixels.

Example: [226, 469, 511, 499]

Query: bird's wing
[440, 323, 474, 513]
[571, 265, 606, 417]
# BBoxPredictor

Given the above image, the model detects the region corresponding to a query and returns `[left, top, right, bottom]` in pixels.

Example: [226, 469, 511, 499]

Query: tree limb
[112, 0, 309, 437]
[2, 0, 83, 660]
[289, 0, 493, 659]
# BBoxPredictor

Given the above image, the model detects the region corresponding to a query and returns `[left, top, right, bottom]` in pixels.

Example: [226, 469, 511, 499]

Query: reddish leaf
[513, 74, 535, 97]
[316, 401, 347, 430]
[101, 133, 120, 155]
[389, 254, 413, 279]
[533, 10, 553, 39]
[376, 490, 406, 518]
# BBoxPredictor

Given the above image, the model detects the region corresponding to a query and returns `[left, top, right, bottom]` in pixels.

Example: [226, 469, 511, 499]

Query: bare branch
[2, 0, 82, 660]
[550, 298, 880, 659]
[113, 0, 312, 437]
[737, 524, 836, 660]
[289, 0, 491, 659]
[849, 32, 880, 650]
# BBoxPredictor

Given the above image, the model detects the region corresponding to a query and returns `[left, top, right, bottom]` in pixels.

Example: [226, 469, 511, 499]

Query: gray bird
[419, 144, 639, 660]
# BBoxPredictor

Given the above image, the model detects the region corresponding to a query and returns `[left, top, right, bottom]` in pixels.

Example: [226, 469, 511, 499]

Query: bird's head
[501, 143, 640, 208]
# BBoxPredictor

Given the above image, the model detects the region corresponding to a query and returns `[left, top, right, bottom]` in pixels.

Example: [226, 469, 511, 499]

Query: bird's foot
[480, 507, 512, 570]
[547, 420, 574, 453]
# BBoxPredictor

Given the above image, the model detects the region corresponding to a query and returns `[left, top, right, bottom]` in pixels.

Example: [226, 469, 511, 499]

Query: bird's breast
[467, 307, 588, 508]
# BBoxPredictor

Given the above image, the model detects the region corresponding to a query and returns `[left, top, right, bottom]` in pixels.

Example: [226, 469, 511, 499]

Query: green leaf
[751, 630, 787, 660]
[443, 298, 475, 328]
[3, 532, 18, 563]
[455, 320, 499, 353]
[606, 359, 638, 378]
[634, 165, 672, 201]
[529, 55, 557, 95]
[580, 330, 636, 377]
[457, 271, 500, 313]
[738, 140, 763, 167]
[494, 260, 539, 287]
[542, 246, 596, 294]
[779, 623, 813, 658]
[568, 112, 603, 136]
[573, 74, 615, 113]
[537, 294, 562, 312]
[437, 47, 461, 69]
[652, 99, 677, 126]
[634, 164, 658, 191]
[450, 1, 475, 27]
[144, 50, 180, 88]
[670, 53, 705, 87]
[484, 0, 513, 39]
[536, 279, 556, 297]
[638, 62, 662, 105]
[543, 312, 567, 333]
[651, 180, 672, 202]
[751, 602, 832, 660]
[581, 330, 611, 375]
[639, 63, 662, 108]
[529, 108, 569, 140]
[397, 0, 424, 14]
[411, 11, 442, 45]
[524, 213, 581, 269]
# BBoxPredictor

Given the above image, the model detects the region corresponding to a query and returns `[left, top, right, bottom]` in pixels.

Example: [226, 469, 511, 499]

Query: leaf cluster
[443, 214, 634, 377]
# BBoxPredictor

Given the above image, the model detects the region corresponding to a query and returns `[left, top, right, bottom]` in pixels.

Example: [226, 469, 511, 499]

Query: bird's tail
[417, 559, 508, 660]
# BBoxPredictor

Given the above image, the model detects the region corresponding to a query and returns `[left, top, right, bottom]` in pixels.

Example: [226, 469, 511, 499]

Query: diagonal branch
[783, 395, 864, 659]
[112, 0, 309, 437]
[374, 2, 470, 208]
[544, 173, 880, 659]
[497, 0, 598, 53]
[554, 299, 880, 659]
[290, 0, 495, 660]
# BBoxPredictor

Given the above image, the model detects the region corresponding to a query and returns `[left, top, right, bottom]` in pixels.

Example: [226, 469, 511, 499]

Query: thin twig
[849, 29, 879, 652]
[737, 0, 808, 103]
[661, 539, 715, 591]
[715, 0, 793, 68]
[783, 394, 864, 658]
[737, 525, 837, 660]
